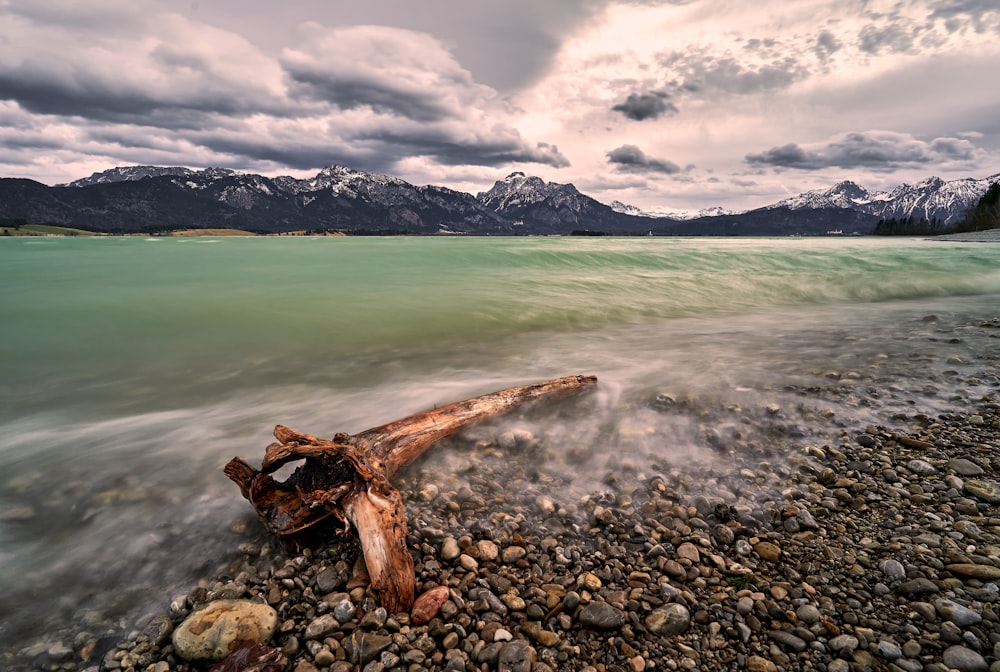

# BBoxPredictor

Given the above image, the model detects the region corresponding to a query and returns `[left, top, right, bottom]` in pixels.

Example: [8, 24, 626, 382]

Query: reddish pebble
[411, 586, 450, 625]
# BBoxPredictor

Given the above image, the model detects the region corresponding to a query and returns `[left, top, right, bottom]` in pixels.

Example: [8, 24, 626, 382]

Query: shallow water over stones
[6, 309, 1000, 672]
[47, 393, 999, 672]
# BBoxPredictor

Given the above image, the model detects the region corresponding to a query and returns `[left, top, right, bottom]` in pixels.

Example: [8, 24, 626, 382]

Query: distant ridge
[2, 164, 996, 236]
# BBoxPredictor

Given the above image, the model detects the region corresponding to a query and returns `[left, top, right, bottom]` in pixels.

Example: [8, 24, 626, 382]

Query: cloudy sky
[1, 0, 998, 211]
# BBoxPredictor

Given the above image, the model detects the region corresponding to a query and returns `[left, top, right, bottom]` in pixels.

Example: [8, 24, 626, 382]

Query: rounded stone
[440, 537, 461, 561]
[879, 559, 906, 581]
[713, 524, 735, 546]
[746, 655, 777, 672]
[476, 539, 499, 561]
[332, 598, 356, 623]
[753, 541, 781, 563]
[934, 599, 983, 626]
[304, 614, 339, 640]
[676, 542, 700, 563]
[876, 640, 902, 659]
[645, 603, 691, 636]
[502, 546, 527, 563]
[172, 599, 278, 662]
[796, 604, 821, 624]
[942, 645, 988, 672]
[829, 634, 860, 657]
[949, 458, 984, 477]
[906, 459, 937, 476]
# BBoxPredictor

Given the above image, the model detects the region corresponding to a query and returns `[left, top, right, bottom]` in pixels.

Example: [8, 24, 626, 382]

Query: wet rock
[713, 524, 735, 546]
[172, 600, 278, 662]
[141, 615, 173, 648]
[578, 602, 625, 630]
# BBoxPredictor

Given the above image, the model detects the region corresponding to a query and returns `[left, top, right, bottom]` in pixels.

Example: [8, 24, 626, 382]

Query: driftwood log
[224, 374, 597, 613]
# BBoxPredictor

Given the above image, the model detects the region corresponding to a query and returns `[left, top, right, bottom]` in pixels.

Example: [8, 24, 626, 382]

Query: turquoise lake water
[1, 235, 999, 660]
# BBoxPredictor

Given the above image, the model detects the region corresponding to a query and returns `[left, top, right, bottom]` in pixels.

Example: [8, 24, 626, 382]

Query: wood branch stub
[223, 374, 597, 612]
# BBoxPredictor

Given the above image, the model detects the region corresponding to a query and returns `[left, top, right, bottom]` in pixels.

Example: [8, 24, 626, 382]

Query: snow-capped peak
[477, 172, 585, 211]
[609, 200, 739, 220]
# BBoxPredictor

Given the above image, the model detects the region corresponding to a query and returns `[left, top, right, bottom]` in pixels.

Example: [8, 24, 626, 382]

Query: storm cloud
[607, 144, 680, 174]
[612, 91, 677, 121]
[745, 131, 982, 170]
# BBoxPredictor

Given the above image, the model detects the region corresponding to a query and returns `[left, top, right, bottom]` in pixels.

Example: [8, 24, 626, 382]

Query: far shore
[3, 223, 999, 240]
[928, 228, 1000, 242]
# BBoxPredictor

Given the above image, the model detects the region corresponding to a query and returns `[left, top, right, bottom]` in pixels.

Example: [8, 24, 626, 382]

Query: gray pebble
[578, 602, 625, 631]
[942, 645, 988, 672]
[906, 459, 937, 475]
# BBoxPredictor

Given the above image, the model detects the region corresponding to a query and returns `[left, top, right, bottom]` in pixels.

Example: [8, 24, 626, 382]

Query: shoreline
[928, 230, 1000, 243]
[75, 398, 1000, 671]
[5, 305, 1000, 672]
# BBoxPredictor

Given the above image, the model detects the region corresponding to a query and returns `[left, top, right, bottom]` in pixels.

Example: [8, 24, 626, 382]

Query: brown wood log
[224, 374, 596, 613]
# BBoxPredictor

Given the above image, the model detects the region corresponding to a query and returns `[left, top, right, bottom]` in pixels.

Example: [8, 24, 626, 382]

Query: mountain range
[1, 164, 996, 236]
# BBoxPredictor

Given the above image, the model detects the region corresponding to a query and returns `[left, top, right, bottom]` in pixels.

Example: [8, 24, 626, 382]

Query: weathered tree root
[224, 374, 597, 613]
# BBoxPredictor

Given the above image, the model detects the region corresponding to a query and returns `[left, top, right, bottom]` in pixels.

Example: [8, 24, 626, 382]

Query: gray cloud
[169, 0, 697, 93]
[358, 127, 570, 169]
[858, 21, 917, 54]
[280, 24, 487, 123]
[745, 131, 981, 170]
[611, 91, 678, 121]
[607, 144, 680, 173]
[929, 0, 1000, 33]
[814, 30, 842, 63]
[0, 9, 571, 179]
[659, 48, 809, 96]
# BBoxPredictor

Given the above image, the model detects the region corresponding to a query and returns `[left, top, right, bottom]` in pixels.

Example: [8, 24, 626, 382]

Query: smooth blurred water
[1, 235, 999, 659]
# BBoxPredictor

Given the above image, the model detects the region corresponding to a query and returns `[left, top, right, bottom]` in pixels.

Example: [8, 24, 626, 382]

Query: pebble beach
[41, 316, 996, 672]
